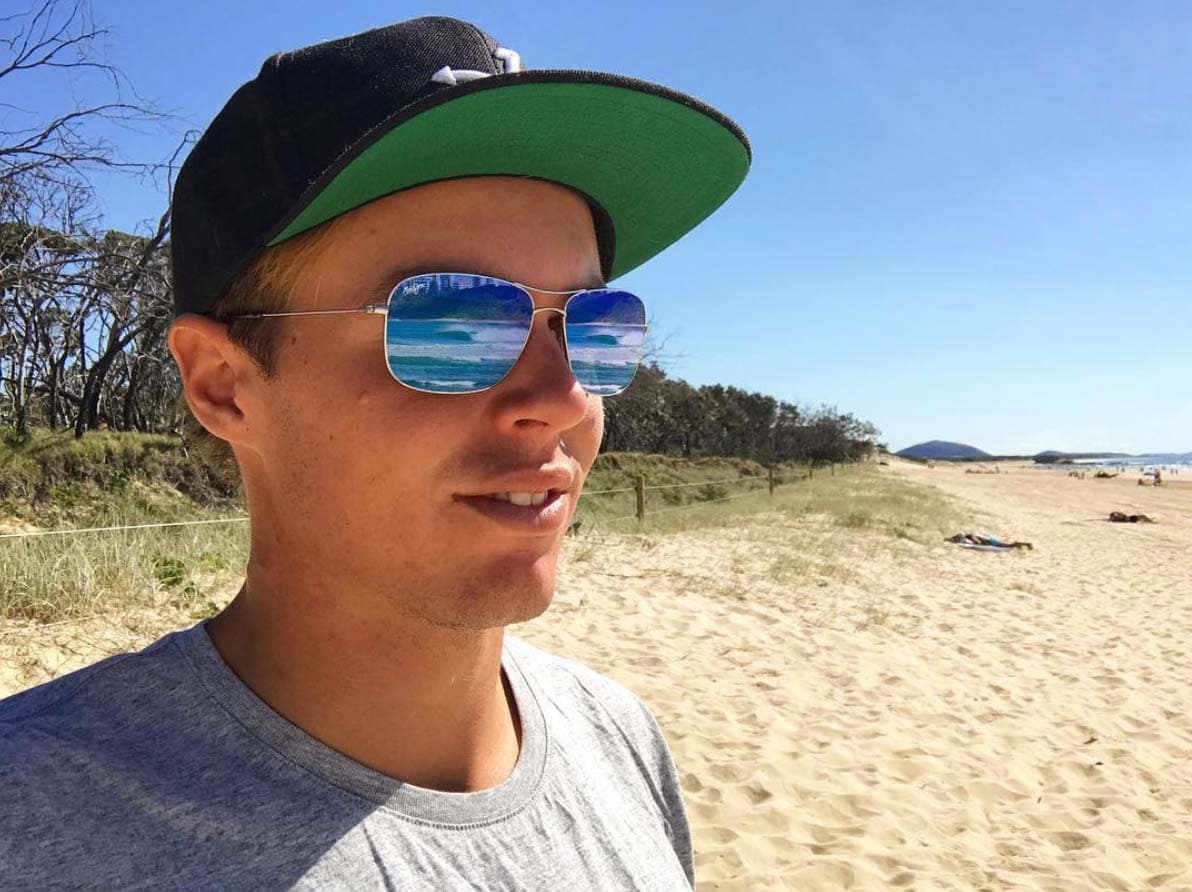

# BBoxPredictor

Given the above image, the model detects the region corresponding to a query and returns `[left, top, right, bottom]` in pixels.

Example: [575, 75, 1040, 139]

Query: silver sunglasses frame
[226, 272, 650, 396]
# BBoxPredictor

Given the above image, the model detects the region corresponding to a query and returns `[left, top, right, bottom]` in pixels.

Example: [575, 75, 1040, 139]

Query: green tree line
[602, 363, 879, 465]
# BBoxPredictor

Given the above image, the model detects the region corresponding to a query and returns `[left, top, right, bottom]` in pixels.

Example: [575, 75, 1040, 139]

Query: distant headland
[896, 440, 1190, 464]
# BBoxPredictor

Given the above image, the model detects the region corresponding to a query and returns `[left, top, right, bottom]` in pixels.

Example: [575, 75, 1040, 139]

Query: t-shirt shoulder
[0, 628, 186, 737]
[503, 635, 687, 818]
[505, 633, 660, 737]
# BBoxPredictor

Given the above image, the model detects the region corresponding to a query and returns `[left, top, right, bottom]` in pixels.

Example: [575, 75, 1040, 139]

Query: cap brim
[265, 71, 750, 280]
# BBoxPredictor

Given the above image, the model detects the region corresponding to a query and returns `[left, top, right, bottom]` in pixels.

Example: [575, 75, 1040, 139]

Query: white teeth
[488, 491, 549, 506]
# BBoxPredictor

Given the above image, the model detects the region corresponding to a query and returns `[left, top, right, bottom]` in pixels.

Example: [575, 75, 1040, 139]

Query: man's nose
[490, 306, 590, 434]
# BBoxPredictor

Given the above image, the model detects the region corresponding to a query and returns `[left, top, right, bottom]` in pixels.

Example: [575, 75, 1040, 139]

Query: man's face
[237, 177, 605, 630]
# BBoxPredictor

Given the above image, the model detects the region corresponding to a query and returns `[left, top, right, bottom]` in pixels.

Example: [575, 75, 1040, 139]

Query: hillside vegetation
[897, 440, 992, 460]
[0, 427, 237, 528]
[0, 430, 957, 629]
[0, 427, 805, 527]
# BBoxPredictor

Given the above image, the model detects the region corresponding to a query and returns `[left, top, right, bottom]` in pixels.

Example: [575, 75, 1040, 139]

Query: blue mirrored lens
[565, 290, 647, 396]
[386, 274, 532, 393]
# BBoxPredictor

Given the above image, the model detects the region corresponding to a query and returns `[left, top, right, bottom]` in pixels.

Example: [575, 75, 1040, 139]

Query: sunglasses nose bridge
[528, 305, 571, 363]
[532, 307, 566, 346]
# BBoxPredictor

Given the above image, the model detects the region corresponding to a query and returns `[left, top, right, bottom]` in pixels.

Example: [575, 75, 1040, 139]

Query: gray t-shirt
[0, 623, 693, 890]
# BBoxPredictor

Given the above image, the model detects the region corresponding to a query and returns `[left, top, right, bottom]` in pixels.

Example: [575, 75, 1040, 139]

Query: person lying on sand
[1108, 512, 1156, 523]
[946, 532, 1034, 550]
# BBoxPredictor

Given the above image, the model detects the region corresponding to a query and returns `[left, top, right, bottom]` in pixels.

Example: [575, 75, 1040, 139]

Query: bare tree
[1, 0, 174, 440]
[0, 1, 156, 196]
[70, 210, 172, 437]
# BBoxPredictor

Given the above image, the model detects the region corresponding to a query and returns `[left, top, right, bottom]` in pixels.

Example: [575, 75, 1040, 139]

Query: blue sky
[18, 1, 1191, 453]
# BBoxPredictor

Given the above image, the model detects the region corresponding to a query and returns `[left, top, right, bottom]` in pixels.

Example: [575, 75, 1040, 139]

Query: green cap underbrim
[267, 74, 750, 280]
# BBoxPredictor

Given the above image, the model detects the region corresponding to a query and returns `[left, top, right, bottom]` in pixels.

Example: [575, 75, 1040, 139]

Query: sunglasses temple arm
[228, 304, 389, 320]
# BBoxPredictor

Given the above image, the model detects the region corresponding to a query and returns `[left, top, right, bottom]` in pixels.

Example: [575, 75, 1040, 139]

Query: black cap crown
[171, 17, 513, 316]
[170, 16, 751, 318]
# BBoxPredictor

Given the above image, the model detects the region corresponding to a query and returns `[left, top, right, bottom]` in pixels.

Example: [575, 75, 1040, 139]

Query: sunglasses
[227, 272, 648, 396]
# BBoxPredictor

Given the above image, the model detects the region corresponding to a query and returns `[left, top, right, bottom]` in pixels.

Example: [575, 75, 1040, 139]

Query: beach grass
[560, 463, 966, 633]
[0, 431, 960, 624]
[578, 460, 963, 542]
[0, 511, 248, 623]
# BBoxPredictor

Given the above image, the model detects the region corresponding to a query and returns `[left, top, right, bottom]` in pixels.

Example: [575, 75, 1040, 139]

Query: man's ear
[167, 314, 258, 448]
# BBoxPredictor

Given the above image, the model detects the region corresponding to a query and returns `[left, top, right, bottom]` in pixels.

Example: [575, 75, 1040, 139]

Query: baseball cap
[170, 16, 751, 317]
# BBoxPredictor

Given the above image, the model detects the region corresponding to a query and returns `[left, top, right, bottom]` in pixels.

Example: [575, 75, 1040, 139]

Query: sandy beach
[519, 461, 1192, 890]
[4, 461, 1191, 890]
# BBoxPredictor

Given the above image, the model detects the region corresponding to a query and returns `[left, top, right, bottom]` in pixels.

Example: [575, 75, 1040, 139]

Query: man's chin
[483, 553, 558, 624]
[429, 586, 553, 632]
[419, 552, 558, 631]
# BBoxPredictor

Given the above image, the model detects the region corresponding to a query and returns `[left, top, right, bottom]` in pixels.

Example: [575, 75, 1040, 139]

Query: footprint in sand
[1046, 830, 1092, 852]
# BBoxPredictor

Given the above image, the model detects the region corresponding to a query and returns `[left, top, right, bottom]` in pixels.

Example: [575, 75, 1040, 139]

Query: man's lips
[453, 465, 578, 532]
[455, 489, 571, 533]
[460, 467, 575, 499]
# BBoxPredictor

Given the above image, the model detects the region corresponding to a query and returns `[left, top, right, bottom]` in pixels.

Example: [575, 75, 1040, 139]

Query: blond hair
[178, 216, 348, 489]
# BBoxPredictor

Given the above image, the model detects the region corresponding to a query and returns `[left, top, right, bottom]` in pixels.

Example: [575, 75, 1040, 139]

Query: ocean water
[1039, 454, 1192, 473]
[385, 319, 643, 394]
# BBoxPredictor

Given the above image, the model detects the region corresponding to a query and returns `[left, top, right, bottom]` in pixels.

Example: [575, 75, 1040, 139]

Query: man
[0, 17, 749, 889]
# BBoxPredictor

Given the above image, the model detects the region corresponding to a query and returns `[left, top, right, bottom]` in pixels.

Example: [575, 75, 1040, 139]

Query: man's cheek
[581, 396, 605, 459]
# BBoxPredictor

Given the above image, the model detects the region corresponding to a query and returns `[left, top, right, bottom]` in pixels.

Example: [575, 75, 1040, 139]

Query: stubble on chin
[393, 554, 560, 632]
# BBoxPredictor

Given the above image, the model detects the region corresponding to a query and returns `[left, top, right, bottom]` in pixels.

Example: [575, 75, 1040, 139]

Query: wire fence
[587, 467, 811, 525]
[0, 465, 829, 541]
[577, 485, 636, 496]
[596, 481, 782, 525]
[0, 517, 250, 540]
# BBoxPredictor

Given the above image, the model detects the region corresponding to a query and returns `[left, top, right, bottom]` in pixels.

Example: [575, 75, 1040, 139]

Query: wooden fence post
[635, 475, 646, 523]
[768, 466, 775, 496]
